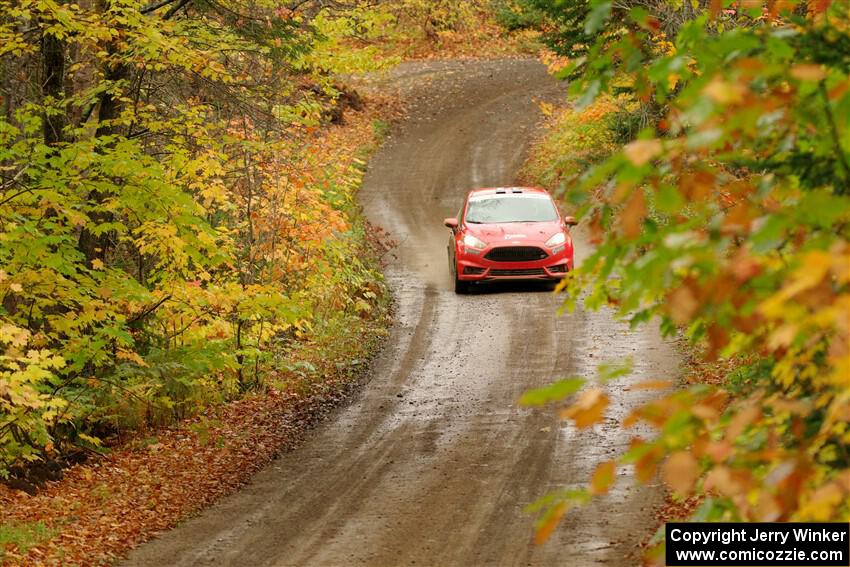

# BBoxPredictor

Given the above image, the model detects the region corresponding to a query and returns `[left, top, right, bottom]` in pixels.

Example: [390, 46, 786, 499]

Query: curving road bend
[124, 59, 679, 567]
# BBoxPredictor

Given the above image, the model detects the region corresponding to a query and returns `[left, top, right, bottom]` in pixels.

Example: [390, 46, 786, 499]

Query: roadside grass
[372, 118, 391, 143]
[0, 521, 56, 561]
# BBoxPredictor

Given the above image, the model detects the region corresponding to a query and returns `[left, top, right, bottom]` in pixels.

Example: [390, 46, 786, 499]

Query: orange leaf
[730, 248, 762, 282]
[662, 451, 699, 496]
[704, 465, 750, 498]
[620, 189, 646, 239]
[635, 447, 661, 484]
[722, 202, 755, 234]
[534, 502, 567, 545]
[588, 210, 604, 244]
[706, 323, 729, 360]
[709, 0, 722, 17]
[705, 440, 733, 463]
[681, 170, 715, 201]
[623, 139, 662, 166]
[591, 460, 617, 495]
[810, 0, 830, 15]
[560, 389, 609, 428]
[704, 76, 749, 105]
[828, 80, 849, 101]
[754, 491, 782, 521]
[726, 405, 761, 441]
[691, 403, 721, 422]
[790, 64, 826, 82]
[667, 280, 700, 326]
[623, 408, 641, 428]
[628, 380, 673, 391]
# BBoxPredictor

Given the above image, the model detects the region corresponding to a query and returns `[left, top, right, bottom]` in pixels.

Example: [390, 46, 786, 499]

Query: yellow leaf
[78, 433, 102, 447]
[91, 258, 105, 270]
[0, 324, 29, 347]
[794, 250, 832, 290]
[117, 349, 147, 366]
[798, 482, 844, 521]
[762, 250, 832, 317]
[767, 323, 798, 350]
[703, 77, 746, 104]
[538, 101, 554, 116]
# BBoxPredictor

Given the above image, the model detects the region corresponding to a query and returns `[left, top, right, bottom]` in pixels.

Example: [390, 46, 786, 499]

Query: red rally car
[444, 187, 577, 294]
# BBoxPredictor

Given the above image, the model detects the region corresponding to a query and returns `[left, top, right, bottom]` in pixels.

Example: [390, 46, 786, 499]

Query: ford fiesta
[444, 187, 576, 293]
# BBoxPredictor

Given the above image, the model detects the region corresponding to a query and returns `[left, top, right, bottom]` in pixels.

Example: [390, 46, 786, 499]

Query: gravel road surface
[124, 58, 678, 567]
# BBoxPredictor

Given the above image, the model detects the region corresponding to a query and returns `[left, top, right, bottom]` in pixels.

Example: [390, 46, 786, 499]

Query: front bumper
[456, 245, 572, 281]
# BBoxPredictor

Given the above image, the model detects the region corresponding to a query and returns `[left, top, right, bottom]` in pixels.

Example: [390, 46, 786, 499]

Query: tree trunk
[41, 30, 66, 146]
[77, 1, 128, 266]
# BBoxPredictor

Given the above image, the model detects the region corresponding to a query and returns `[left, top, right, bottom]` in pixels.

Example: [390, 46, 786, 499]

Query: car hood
[465, 221, 561, 244]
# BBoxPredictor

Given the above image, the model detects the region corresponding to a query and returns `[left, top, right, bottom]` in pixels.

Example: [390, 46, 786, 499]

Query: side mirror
[563, 215, 578, 227]
[444, 218, 459, 230]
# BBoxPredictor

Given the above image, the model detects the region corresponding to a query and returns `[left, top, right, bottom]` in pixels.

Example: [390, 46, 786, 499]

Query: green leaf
[597, 358, 633, 382]
[628, 6, 650, 27]
[584, 2, 612, 35]
[519, 378, 585, 406]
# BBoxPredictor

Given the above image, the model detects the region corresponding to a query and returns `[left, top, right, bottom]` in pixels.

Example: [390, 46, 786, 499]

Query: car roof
[467, 186, 550, 198]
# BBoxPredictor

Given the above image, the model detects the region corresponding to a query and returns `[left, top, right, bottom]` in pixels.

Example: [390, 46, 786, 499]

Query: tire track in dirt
[123, 58, 678, 567]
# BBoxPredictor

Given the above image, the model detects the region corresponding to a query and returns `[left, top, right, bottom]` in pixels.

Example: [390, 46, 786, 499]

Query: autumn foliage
[0, 0, 412, 481]
[517, 0, 850, 555]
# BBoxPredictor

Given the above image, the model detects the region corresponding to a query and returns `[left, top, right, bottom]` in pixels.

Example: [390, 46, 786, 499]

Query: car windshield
[465, 194, 558, 224]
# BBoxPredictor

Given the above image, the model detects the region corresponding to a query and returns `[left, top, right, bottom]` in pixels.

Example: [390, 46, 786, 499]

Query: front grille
[484, 246, 548, 262]
[489, 268, 546, 276]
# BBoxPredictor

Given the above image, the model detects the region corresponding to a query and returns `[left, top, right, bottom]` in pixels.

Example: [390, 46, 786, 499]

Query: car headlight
[545, 232, 566, 248]
[463, 233, 488, 250]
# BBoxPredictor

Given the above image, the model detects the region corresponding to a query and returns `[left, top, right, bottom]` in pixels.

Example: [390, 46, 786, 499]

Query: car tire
[454, 273, 469, 294]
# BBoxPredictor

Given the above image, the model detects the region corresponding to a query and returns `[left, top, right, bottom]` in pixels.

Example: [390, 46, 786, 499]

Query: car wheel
[454, 276, 469, 294]
[450, 258, 469, 294]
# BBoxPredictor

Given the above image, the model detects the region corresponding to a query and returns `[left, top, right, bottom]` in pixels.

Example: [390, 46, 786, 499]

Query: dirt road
[124, 59, 679, 567]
